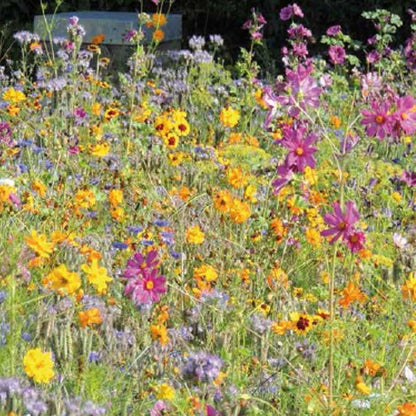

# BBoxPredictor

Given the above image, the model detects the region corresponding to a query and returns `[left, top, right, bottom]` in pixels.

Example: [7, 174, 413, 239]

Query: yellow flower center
[401, 112, 408, 120]
[295, 147, 304, 156]
[375, 115, 385, 124]
[145, 280, 154, 290]
[338, 221, 346, 230]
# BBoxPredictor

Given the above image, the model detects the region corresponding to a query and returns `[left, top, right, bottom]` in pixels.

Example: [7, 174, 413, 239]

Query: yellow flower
[79, 308, 103, 327]
[163, 132, 179, 149]
[167, 152, 184, 166]
[81, 259, 112, 294]
[0, 184, 16, 203]
[194, 264, 218, 282]
[213, 189, 233, 213]
[91, 102, 101, 116]
[391, 191, 402, 203]
[89, 142, 110, 157]
[104, 107, 119, 121]
[186, 225, 204, 244]
[174, 119, 190, 136]
[74, 189, 96, 209]
[155, 383, 175, 400]
[229, 199, 251, 223]
[402, 275, 416, 301]
[355, 376, 371, 395]
[271, 320, 292, 335]
[32, 180, 47, 197]
[153, 29, 165, 42]
[244, 184, 258, 203]
[23, 348, 54, 383]
[305, 228, 322, 247]
[111, 206, 125, 221]
[150, 324, 169, 345]
[109, 189, 123, 207]
[227, 167, 247, 189]
[154, 115, 172, 136]
[2, 87, 26, 103]
[290, 312, 313, 335]
[304, 166, 317, 185]
[219, 106, 240, 128]
[43, 264, 81, 295]
[25, 230, 54, 258]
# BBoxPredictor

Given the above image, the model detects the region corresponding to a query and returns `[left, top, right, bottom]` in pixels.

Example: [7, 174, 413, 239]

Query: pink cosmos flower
[401, 170, 416, 187]
[150, 400, 169, 416]
[321, 201, 360, 244]
[124, 268, 166, 306]
[346, 231, 366, 252]
[124, 250, 159, 278]
[393, 95, 416, 135]
[281, 126, 317, 172]
[361, 101, 393, 139]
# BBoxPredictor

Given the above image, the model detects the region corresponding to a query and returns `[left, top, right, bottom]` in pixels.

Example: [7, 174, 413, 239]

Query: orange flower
[213, 189, 233, 213]
[79, 308, 103, 328]
[227, 167, 247, 189]
[397, 402, 416, 416]
[91, 34, 105, 44]
[229, 199, 251, 223]
[153, 29, 165, 42]
[338, 282, 367, 308]
[150, 324, 169, 345]
[152, 13, 167, 27]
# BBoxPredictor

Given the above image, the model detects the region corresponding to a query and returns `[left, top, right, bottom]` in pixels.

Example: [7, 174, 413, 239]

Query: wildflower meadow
[0, 2, 415, 415]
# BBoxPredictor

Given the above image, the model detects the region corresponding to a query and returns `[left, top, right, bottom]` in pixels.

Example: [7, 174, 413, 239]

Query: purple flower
[0, 122, 13, 147]
[328, 45, 346, 65]
[361, 101, 393, 139]
[287, 24, 312, 40]
[280, 3, 304, 21]
[321, 201, 360, 243]
[281, 125, 317, 172]
[182, 351, 223, 382]
[124, 268, 166, 306]
[124, 250, 159, 278]
[123, 29, 137, 42]
[326, 25, 341, 36]
[366, 50, 381, 64]
[272, 164, 294, 194]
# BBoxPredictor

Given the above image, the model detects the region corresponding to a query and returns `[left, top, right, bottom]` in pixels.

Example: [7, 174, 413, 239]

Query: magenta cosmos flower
[361, 101, 393, 139]
[393, 95, 416, 135]
[321, 201, 360, 243]
[346, 231, 366, 252]
[281, 126, 317, 172]
[124, 268, 166, 306]
[124, 249, 159, 278]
